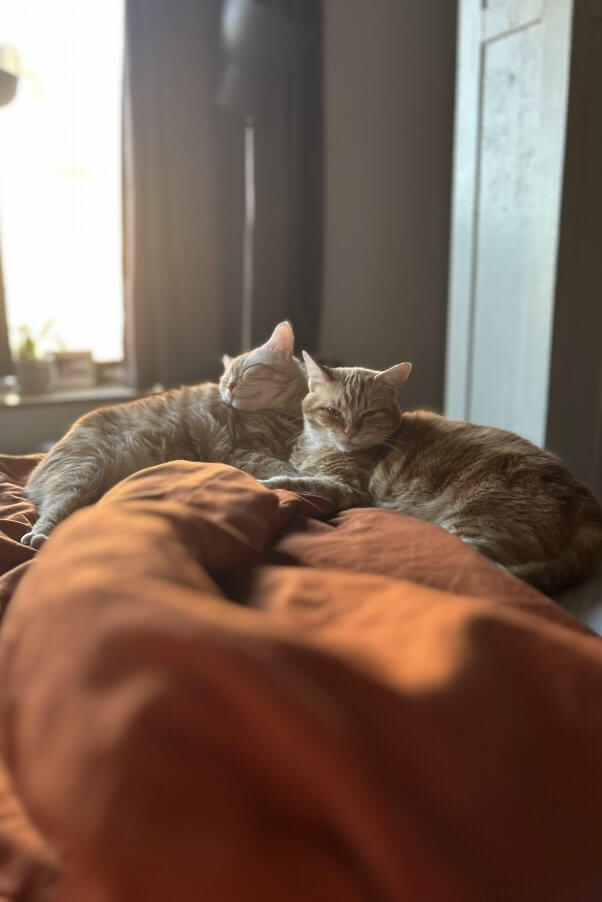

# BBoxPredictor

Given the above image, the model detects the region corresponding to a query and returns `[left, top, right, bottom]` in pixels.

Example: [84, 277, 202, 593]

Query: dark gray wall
[546, 0, 602, 500]
[319, 0, 457, 411]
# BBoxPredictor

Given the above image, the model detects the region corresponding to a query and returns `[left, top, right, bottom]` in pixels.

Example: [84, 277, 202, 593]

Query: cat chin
[221, 391, 254, 409]
[333, 436, 382, 453]
[334, 439, 366, 453]
[229, 397, 263, 410]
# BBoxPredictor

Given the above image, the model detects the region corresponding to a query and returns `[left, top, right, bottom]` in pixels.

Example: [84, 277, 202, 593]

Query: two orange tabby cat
[21, 322, 306, 548]
[23, 324, 602, 594]
[261, 353, 602, 593]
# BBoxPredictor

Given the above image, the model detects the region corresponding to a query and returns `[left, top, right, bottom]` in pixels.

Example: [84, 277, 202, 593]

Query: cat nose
[227, 381, 236, 391]
[345, 427, 354, 439]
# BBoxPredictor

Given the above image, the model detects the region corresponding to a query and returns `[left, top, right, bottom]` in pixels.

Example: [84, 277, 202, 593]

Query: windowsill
[0, 385, 138, 409]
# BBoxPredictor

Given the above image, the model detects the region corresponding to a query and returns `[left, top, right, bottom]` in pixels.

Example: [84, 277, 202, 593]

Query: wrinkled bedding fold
[0, 457, 600, 900]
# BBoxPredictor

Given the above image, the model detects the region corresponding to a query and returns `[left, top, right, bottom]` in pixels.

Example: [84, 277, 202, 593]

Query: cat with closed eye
[21, 321, 306, 548]
[262, 352, 602, 594]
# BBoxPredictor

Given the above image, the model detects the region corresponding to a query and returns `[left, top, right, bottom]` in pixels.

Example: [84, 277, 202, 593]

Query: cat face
[219, 321, 307, 412]
[301, 352, 412, 451]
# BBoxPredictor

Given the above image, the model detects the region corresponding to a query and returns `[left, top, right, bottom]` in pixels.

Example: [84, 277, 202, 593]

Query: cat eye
[241, 364, 269, 377]
[322, 407, 341, 417]
[361, 410, 380, 419]
[249, 363, 275, 371]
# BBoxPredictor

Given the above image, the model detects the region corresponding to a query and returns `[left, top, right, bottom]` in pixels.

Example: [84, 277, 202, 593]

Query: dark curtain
[217, 0, 323, 355]
[123, 0, 322, 389]
[123, 0, 224, 389]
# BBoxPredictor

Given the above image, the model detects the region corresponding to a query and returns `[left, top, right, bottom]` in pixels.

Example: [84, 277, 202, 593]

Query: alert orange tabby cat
[262, 353, 602, 593]
[22, 322, 306, 547]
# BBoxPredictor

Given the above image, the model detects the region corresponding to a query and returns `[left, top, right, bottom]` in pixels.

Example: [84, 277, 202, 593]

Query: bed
[0, 453, 601, 901]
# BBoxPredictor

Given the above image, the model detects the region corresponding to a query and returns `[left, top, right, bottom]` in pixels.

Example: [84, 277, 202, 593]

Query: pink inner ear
[379, 362, 412, 390]
[302, 351, 330, 390]
[263, 322, 294, 358]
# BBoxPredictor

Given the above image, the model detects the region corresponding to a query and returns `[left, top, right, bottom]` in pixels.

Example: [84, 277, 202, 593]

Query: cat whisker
[374, 436, 414, 450]
[291, 492, 329, 513]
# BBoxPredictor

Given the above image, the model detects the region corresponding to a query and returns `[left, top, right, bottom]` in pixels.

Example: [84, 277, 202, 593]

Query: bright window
[0, 0, 124, 361]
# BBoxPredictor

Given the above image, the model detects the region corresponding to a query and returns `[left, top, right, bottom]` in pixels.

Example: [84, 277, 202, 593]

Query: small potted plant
[12, 322, 57, 395]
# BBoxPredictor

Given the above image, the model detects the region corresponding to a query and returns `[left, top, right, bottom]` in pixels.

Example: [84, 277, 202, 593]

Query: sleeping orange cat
[21, 322, 306, 547]
[261, 353, 602, 594]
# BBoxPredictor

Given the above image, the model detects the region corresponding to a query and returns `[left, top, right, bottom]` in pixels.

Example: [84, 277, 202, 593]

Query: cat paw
[20, 530, 49, 549]
[260, 476, 295, 491]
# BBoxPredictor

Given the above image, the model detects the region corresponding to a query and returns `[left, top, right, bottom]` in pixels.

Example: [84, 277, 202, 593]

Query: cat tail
[508, 519, 602, 595]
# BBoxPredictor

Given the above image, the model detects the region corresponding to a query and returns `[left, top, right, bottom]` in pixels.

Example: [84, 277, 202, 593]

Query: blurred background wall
[319, 0, 457, 413]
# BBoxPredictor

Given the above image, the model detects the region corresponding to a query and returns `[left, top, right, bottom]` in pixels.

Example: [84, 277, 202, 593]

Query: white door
[445, 0, 573, 446]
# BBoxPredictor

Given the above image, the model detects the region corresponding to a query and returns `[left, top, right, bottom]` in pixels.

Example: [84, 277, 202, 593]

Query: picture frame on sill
[50, 351, 96, 389]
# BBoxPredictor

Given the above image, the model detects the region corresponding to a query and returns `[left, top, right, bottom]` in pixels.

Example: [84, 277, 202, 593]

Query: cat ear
[302, 351, 332, 392]
[262, 321, 295, 359]
[377, 362, 412, 392]
[222, 354, 232, 369]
